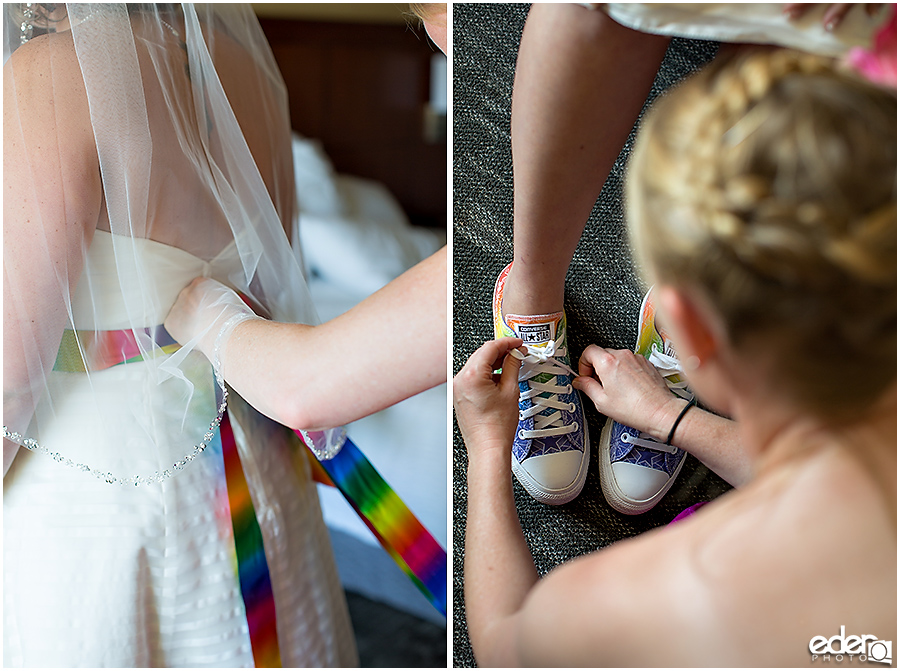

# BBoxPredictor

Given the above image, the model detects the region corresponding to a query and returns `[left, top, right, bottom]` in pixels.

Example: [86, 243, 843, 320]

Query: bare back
[514, 429, 896, 666]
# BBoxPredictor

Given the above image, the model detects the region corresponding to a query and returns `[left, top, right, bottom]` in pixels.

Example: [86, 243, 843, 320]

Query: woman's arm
[166, 246, 447, 430]
[453, 338, 541, 667]
[455, 340, 724, 667]
[3, 34, 101, 475]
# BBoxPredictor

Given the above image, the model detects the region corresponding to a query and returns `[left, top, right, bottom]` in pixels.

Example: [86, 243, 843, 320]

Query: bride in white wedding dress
[3, 4, 356, 666]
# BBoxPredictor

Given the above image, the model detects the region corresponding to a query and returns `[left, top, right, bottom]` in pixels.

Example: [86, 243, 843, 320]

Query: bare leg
[502, 4, 671, 317]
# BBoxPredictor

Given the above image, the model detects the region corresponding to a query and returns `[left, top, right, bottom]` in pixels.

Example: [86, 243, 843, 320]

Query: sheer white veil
[4, 4, 343, 485]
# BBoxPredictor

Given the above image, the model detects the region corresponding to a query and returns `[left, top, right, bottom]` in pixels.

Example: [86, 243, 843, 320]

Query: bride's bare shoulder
[4, 29, 98, 227]
[5, 29, 77, 75]
[4, 31, 88, 126]
[687, 450, 895, 655]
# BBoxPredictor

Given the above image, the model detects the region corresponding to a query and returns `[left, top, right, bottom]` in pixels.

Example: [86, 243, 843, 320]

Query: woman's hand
[573, 345, 684, 443]
[164, 277, 259, 361]
[453, 338, 523, 461]
[783, 4, 884, 30]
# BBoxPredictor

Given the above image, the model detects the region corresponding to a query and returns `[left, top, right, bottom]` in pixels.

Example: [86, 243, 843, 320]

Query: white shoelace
[646, 343, 692, 401]
[620, 342, 693, 454]
[511, 335, 579, 441]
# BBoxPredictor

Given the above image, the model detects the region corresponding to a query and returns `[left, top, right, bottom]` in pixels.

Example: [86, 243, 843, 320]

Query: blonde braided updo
[628, 48, 896, 419]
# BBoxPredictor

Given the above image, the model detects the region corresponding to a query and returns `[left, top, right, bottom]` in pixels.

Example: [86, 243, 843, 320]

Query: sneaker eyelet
[568, 403, 576, 413]
[565, 384, 572, 393]
[518, 430, 526, 440]
[621, 432, 630, 443]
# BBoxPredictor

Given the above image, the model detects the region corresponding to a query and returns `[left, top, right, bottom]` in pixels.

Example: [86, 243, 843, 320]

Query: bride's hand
[165, 277, 260, 361]
[783, 4, 885, 30]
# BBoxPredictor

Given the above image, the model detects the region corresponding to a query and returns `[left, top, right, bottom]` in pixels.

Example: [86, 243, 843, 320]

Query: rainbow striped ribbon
[54, 326, 448, 618]
[220, 410, 282, 667]
[300, 435, 447, 615]
[54, 325, 180, 372]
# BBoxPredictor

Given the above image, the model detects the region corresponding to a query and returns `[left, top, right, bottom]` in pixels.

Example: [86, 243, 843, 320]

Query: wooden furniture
[259, 18, 447, 228]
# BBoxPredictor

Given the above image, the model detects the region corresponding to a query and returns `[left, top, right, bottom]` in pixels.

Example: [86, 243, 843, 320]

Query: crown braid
[628, 48, 896, 418]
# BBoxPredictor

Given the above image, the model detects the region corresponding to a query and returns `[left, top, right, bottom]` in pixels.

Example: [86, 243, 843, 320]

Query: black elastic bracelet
[665, 397, 697, 446]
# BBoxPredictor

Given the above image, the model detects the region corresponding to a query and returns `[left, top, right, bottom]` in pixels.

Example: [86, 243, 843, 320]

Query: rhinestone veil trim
[3, 372, 229, 487]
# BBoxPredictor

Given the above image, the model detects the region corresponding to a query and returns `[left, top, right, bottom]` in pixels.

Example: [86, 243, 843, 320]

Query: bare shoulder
[5, 30, 100, 244]
[513, 449, 895, 666]
[694, 447, 896, 662]
[5, 31, 92, 145]
[5, 30, 80, 90]
[513, 515, 723, 667]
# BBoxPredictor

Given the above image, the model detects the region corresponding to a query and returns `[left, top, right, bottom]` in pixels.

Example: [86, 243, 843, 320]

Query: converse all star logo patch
[504, 312, 562, 346]
[516, 322, 553, 343]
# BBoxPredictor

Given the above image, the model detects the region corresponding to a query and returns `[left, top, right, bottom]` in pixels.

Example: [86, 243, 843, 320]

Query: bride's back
[10, 6, 294, 261]
[115, 9, 294, 259]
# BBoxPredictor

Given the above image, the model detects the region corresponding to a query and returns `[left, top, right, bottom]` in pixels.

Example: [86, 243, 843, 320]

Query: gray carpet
[452, 4, 730, 667]
[346, 591, 446, 667]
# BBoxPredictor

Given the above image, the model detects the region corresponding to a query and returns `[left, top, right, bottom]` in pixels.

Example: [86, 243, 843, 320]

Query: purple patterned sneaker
[493, 263, 589, 504]
[598, 288, 693, 515]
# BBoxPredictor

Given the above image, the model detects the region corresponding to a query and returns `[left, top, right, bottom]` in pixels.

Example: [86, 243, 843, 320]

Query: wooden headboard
[259, 18, 446, 229]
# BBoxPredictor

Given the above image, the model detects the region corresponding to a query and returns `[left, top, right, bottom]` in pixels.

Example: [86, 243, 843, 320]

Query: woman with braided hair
[454, 48, 896, 666]
[471, 2, 891, 511]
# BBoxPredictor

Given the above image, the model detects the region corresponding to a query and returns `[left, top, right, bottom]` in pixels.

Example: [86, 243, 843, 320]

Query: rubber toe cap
[521, 450, 584, 492]
[611, 461, 669, 503]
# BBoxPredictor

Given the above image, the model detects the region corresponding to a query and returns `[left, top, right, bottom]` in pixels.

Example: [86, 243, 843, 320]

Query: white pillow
[299, 175, 444, 295]
[291, 133, 344, 217]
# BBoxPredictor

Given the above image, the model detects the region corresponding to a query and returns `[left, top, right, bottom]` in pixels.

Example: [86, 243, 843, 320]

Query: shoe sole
[494, 262, 589, 505]
[598, 417, 685, 515]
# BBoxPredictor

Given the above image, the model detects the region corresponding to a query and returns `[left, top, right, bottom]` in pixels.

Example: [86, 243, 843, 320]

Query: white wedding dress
[3, 230, 357, 667]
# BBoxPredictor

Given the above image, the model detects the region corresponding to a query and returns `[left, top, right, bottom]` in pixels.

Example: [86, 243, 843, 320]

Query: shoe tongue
[504, 311, 563, 346]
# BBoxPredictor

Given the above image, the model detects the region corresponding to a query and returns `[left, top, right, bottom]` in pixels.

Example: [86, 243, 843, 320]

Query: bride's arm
[166, 247, 447, 431]
[3, 35, 101, 475]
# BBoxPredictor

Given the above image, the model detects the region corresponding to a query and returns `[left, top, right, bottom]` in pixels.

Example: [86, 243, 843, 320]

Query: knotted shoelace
[511, 335, 579, 441]
[619, 342, 694, 455]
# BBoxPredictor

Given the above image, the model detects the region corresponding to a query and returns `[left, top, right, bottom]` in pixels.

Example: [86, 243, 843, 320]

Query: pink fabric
[669, 501, 709, 524]
[846, 5, 897, 87]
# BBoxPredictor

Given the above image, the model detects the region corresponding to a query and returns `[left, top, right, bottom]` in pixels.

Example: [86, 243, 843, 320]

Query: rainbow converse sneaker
[598, 288, 693, 514]
[493, 263, 589, 504]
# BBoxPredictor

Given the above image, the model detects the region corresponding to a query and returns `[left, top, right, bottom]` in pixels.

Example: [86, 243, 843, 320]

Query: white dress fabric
[4, 4, 359, 665]
[588, 3, 889, 57]
[3, 231, 357, 667]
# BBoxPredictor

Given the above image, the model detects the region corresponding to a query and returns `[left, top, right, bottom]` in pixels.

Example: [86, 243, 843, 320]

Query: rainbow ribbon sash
[56, 327, 283, 666]
[220, 410, 283, 667]
[300, 435, 447, 615]
[54, 325, 180, 372]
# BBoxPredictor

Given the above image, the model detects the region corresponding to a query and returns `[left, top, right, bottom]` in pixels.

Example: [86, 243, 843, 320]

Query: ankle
[502, 265, 565, 318]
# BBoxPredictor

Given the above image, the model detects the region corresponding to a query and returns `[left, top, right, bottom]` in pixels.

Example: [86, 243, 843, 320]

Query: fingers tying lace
[622, 342, 695, 451]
